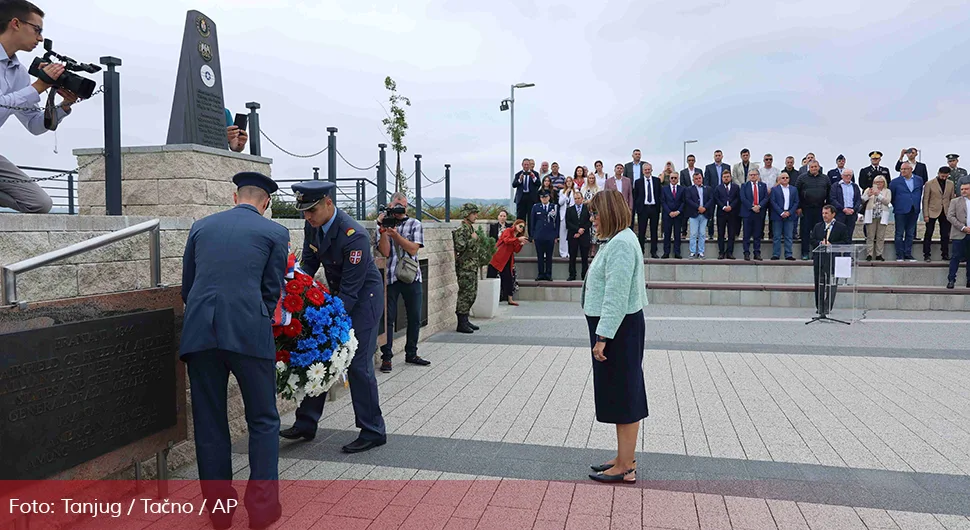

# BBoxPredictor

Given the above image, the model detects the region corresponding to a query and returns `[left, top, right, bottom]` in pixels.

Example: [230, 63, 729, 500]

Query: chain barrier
[0, 85, 105, 113]
[258, 129, 329, 158]
[421, 170, 446, 186]
[335, 149, 379, 171]
[0, 152, 104, 183]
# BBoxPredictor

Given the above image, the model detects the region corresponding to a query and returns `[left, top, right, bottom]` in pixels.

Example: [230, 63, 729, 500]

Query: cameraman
[375, 192, 431, 372]
[0, 0, 77, 213]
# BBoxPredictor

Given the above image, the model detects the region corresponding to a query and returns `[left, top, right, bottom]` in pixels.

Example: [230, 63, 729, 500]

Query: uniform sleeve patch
[349, 250, 362, 264]
[309, 244, 318, 252]
[346, 228, 356, 237]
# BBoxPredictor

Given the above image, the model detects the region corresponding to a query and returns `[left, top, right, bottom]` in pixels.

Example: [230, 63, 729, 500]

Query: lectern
[808, 244, 864, 325]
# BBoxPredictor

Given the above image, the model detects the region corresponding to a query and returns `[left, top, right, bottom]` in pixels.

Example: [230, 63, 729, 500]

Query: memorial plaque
[166, 10, 228, 149]
[0, 309, 176, 479]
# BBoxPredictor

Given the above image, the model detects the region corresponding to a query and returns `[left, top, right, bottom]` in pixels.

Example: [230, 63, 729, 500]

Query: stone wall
[73, 145, 273, 218]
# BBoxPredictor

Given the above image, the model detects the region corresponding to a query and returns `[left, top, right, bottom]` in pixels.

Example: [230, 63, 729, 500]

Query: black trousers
[800, 207, 823, 258]
[836, 212, 858, 241]
[568, 237, 590, 279]
[381, 280, 422, 361]
[717, 210, 740, 256]
[487, 262, 515, 299]
[636, 205, 660, 255]
[663, 214, 683, 256]
[535, 239, 555, 279]
[924, 214, 951, 258]
[812, 254, 839, 315]
[516, 199, 534, 233]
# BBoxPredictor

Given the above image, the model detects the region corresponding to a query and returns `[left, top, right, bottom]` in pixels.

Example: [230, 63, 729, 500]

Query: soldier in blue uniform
[279, 181, 388, 453]
[180, 171, 289, 530]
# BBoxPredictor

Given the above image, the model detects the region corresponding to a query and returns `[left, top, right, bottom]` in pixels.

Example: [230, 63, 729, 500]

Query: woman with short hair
[583, 190, 649, 484]
[862, 175, 892, 261]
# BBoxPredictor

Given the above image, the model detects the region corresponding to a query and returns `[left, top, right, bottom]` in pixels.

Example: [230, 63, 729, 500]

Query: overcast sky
[3, 0, 970, 204]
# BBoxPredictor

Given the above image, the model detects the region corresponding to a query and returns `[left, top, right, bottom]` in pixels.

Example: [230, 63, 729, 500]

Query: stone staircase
[507, 238, 968, 311]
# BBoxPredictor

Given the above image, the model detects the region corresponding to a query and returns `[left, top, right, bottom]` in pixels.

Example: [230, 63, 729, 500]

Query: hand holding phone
[233, 113, 248, 132]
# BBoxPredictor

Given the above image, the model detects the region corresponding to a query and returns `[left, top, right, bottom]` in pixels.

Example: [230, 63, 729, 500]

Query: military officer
[180, 171, 289, 530]
[279, 181, 387, 453]
[453, 203, 480, 334]
[859, 151, 892, 191]
[947, 154, 968, 195]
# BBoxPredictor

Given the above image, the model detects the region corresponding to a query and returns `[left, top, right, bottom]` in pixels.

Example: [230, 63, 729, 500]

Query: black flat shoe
[279, 426, 315, 441]
[590, 458, 635, 472]
[342, 437, 387, 453]
[589, 468, 636, 484]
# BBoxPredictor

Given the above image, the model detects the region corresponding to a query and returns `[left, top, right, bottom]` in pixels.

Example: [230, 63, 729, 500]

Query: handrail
[2, 219, 161, 305]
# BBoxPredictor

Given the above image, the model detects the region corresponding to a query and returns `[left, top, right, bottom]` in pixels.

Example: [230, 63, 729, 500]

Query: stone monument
[166, 10, 227, 149]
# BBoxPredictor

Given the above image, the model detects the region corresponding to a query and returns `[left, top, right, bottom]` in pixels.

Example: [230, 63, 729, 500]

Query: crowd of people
[508, 149, 970, 289]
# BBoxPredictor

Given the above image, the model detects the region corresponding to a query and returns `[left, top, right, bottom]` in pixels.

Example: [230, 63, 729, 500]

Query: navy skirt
[586, 310, 648, 425]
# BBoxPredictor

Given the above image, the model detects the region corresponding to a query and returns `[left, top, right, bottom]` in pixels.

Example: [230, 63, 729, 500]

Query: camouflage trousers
[456, 270, 478, 314]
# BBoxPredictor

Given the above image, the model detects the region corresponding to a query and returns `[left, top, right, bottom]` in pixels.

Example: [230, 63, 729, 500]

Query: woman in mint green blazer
[582, 190, 649, 484]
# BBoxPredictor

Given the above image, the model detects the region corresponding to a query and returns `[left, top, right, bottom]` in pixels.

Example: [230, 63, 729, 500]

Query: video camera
[380, 205, 407, 228]
[28, 39, 101, 99]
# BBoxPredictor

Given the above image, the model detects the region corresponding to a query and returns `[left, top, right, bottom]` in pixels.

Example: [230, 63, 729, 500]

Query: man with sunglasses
[0, 0, 77, 213]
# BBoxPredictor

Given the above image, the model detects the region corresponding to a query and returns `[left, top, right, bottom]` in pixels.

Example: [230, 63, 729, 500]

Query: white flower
[276, 361, 286, 372]
[307, 363, 327, 382]
[287, 373, 300, 390]
[306, 378, 325, 397]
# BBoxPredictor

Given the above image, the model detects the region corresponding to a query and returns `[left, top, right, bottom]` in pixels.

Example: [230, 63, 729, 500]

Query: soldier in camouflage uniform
[947, 154, 968, 196]
[453, 203, 480, 334]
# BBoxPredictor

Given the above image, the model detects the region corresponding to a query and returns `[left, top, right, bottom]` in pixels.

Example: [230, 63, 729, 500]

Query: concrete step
[513, 257, 953, 287]
[514, 281, 970, 311]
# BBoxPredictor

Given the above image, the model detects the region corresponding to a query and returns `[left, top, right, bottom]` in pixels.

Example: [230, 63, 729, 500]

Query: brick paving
[177, 302, 970, 528]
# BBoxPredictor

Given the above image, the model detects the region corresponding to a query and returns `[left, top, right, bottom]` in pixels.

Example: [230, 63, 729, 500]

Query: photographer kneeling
[1, 0, 78, 213]
[375, 193, 431, 372]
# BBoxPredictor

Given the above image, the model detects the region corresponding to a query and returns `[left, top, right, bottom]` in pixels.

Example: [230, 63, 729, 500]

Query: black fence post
[444, 164, 451, 222]
[327, 127, 337, 201]
[361, 178, 367, 219]
[355, 180, 362, 219]
[377, 144, 387, 210]
[99, 56, 122, 216]
[414, 154, 422, 220]
[245, 102, 261, 156]
[312, 167, 320, 180]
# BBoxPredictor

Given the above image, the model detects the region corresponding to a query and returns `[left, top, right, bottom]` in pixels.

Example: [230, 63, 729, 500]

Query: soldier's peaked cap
[292, 181, 336, 211]
[869, 151, 883, 158]
[947, 153, 960, 161]
[232, 172, 278, 195]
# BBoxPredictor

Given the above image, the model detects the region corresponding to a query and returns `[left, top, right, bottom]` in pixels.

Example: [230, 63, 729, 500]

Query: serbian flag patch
[346, 228, 356, 237]
[349, 250, 362, 264]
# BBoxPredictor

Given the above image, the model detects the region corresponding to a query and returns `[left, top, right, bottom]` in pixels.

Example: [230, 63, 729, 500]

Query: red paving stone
[643, 489, 700, 529]
[532, 520, 567, 530]
[612, 487, 642, 516]
[399, 503, 456, 530]
[443, 517, 481, 530]
[358, 479, 412, 493]
[310, 514, 372, 530]
[281, 484, 324, 516]
[488, 480, 549, 510]
[327, 486, 393, 519]
[564, 513, 612, 530]
[542, 481, 576, 504]
[569, 483, 614, 517]
[611, 512, 644, 530]
[287, 502, 334, 527]
[390, 483, 433, 508]
[537, 500, 571, 523]
[476, 506, 539, 530]
[367, 504, 414, 529]
[424, 480, 475, 507]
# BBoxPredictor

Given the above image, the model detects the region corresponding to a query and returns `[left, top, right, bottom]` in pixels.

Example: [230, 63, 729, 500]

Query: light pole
[502, 82, 535, 212]
[683, 139, 698, 170]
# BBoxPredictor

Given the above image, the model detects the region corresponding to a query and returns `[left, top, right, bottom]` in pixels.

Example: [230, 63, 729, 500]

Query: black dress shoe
[405, 355, 431, 366]
[754, 253, 763, 261]
[726, 254, 736, 260]
[770, 256, 780, 261]
[925, 257, 932, 263]
[786, 256, 796, 261]
[947, 281, 955, 289]
[588, 468, 636, 484]
[279, 427, 315, 441]
[650, 253, 659, 259]
[342, 437, 386, 453]
[718, 253, 725, 260]
[380, 360, 392, 373]
[248, 503, 282, 530]
[942, 256, 950, 261]
[567, 276, 576, 281]
[674, 254, 682, 259]
[744, 253, 751, 261]
[866, 255, 872, 262]
[661, 254, 670, 259]
[875, 256, 884, 261]
[966, 281, 970, 288]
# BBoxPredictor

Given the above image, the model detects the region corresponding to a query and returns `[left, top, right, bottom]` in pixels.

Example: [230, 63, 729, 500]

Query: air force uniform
[280, 181, 387, 452]
[179, 172, 289, 526]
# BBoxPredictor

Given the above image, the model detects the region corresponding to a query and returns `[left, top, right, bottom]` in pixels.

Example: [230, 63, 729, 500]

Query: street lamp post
[683, 139, 698, 170]
[502, 83, 535, 212]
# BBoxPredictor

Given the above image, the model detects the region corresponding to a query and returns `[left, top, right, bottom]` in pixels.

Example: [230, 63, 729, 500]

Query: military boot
[456, 312, 474, 334]
[466, 318, 480, 331]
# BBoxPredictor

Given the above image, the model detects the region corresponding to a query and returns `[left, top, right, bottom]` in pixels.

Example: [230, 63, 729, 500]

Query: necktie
[825, 224, 831, 244]
[672, 185, 676, 198]
[524, 175, 529, 192]
[753, 183, 759, 205]
[646, 178, 653, 203]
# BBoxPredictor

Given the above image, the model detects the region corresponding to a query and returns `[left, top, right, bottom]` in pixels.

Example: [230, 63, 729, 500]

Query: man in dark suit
[512, 158, 540, 232]
[895, 147, 929, 181]
[180, 172, 289, 529]
[889, 162, 925, 261]
[632, 162, 662, 257]
[280, 181, 388, 454]
[661, 172, 685, 259]
[827, 154, 848, 185]
[565, 190, 592, 280]
[810, 205, 851, 315]
[683, 172, 714, 258]
[714, 169, 741, 259]
[704, 150, 730, 238]
[829, 168, 862, 238]
[530, 189, 559, 280]
[623, 148, 645, 182]
[680, 154, 704, 187]
[740, 168, 769, 260]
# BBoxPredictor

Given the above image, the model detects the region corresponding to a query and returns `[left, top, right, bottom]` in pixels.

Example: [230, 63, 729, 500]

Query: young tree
[381, 76, 411, 196]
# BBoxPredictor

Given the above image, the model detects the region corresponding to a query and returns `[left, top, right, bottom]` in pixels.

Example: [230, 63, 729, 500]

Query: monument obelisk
[166, 10, 227, 149]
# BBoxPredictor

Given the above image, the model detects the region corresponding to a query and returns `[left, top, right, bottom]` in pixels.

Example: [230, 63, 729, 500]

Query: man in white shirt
[0, 0, 77, 213]
[633, 163, 661, 257]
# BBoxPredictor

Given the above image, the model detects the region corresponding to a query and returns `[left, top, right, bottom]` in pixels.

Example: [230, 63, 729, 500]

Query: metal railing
[9, 166, 79, 214]
[2, 219, 161, 305]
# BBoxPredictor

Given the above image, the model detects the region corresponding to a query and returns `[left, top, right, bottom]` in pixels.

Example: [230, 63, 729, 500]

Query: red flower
[282, 320, 302, 338]
[283, 294, 304, 313]
[272, 326, 283, 338]
[275, 350, 290, 363]
[305, 287, 325, 307]
[294, 273, 313, 287]
[285, 280, 305, 295]
[315, 280, 330, 294]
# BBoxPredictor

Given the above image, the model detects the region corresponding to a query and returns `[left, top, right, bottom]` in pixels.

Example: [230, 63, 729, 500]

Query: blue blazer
[704, 163, 730, 189]
[301, 209, 385, 329]
[180, 204, 290, 359]
[683, 185, 715, 219]
[740, 181, 769, 218]
[529, 202, 560, 241]
[888, 176, 924, 215]
[661, 184, 685, 216]
[829, 181, 862, 214]
[714, 182, 741, 214]
[768, 185, 800, 221]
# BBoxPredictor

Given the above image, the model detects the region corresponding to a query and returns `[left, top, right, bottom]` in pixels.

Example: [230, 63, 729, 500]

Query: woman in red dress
[487, 219, 527, 306]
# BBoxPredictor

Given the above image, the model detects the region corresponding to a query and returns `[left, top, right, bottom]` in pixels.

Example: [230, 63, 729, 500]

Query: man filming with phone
[0, 0, 78, 213]
[224, 108, 249, 153]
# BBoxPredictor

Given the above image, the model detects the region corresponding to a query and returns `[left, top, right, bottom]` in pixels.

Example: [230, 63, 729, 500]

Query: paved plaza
[176, 302, 970, 529]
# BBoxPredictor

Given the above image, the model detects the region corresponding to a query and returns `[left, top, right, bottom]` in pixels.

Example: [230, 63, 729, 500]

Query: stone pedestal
[73, 144, 272, 218]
